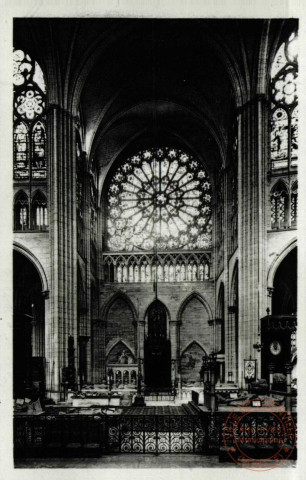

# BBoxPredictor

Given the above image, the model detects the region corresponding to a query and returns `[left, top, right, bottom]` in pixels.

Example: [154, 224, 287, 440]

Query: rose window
[106, 147, 212, 251]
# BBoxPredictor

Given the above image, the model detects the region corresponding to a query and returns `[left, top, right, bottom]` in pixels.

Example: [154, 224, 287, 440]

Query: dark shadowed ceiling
[14, 18, 296, 180]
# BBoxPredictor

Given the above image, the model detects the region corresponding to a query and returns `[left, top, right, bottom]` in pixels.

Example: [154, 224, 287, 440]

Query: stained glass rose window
[106, 147, 212, 251]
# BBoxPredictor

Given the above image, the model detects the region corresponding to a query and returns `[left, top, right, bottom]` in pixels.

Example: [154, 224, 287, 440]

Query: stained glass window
[13, 49, 46, 180]
[106, 147, 212, 252]
[291, 182, 298, 225]
[14, 191, 29, 230]
[14, 122, 29, 179]
[270, 32, 298, 170]
[32, 121, 46, 178]
[271, 183, 288, 228]
[32, 191, 48, 229]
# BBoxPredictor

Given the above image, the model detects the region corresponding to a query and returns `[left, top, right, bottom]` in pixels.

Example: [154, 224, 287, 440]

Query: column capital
[237, 93, 268, 114]
[47, 103, 76, 121]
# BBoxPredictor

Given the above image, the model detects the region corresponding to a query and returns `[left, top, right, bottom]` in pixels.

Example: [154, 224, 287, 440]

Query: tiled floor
[15, 455, 296, 469]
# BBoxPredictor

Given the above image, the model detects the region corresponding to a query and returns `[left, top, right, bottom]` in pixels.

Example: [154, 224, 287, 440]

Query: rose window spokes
[272, 68, 297, 106]
[15, 87, 45, 121]
[107, 147, 212, 251]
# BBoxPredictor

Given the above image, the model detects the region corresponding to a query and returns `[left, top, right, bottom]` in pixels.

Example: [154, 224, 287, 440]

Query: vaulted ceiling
[14, 18, 296, 179]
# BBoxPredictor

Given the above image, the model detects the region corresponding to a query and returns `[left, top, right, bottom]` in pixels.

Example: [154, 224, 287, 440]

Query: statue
[117, 349, 128, 364]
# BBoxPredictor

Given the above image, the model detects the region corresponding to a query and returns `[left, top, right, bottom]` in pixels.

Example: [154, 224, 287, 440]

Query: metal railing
[14, 410, 297, 458]
[14, 412, 208, 456]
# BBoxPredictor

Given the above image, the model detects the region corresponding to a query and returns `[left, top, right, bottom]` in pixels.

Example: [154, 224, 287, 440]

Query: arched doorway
[261, 247, 297, 386]
[13, 251, 45, 398]
[272, 248, 297, 315]
[144, 300, 171, 389]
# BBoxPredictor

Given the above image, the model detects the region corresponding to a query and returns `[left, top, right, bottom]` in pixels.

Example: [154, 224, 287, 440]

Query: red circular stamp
[222, 397, 296, 470]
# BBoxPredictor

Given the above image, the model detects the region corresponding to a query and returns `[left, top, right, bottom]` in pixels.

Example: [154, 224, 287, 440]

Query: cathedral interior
[13, 18, 298, 410]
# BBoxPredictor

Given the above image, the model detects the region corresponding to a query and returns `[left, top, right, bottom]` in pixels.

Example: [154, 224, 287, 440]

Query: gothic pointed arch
[13, 242, 48, 292]
[145, 299, 169, 340]
[178, 292, 212, 358]
[267, 239, 297, 292]
[103, 292, 137, 357]
[13, 48, 47, 180]
[270, 180, 289, 229]
[144, 298, 171, 324]
[177, 291, 212, 322]
[106, 339, 135, 359]
[181, 340, 207, 358]
[270, 29, 298, 171]
[31, 189, 48, 229]
[13, 249, 46, 398]
[272, 246, 297, 315]
[14, 190, 29, 231]
[106, 340, 136, 364]
[101, 291, 137, 321]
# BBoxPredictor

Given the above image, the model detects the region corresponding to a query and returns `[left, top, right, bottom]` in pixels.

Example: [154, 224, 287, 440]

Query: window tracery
[14, 191, 29, 231]
[270, 32, 298, 170]
[291, 181, 298, 225]
[13, 49, 47, 180]
[103, 252, 210, 283]
[32, 191, 48, 229]
[106, 147, 212, 252]
[271, 182, 288, 228]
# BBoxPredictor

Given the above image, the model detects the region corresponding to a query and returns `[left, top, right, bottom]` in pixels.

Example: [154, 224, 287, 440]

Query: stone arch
[178, 292, 212, 356]
[101, 290, 137, 321]
[13, 249, 46, 398]
[267, 239, 297, 289]
[13, 242, 48, 292]
[106, 340, 136, 364]
[230, 262, 238, 306]
[181, 340, 207, 358]
[217, 283, 225, 319]
[71, 23, 247, 120]
[144, 299, 169, 339]
[270, 245, 297, 315]
[271, 178, 289, 194]
[105, 338, 135, 357]
[103, 292, 137, 357]
[177, 291, 212, 322]
[144, 298, 171, 324]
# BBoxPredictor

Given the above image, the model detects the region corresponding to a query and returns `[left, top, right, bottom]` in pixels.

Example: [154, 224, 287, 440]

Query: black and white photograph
[1, 0, 303, 474]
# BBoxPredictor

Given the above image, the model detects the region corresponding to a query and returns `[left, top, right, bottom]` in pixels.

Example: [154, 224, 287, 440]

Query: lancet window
[13, 49, 47, 180]
[270, 31, 298, 170]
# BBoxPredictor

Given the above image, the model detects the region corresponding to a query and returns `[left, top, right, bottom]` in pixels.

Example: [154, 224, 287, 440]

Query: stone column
[138, 320, 145, 382]
[42, 290, 51, 393]
[169, 320, 178, 383]
[208, 319, 215, 351]
[83, 168, 92, 383]
[237, 95, 268, 387]
[47, 105, 78, 399]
